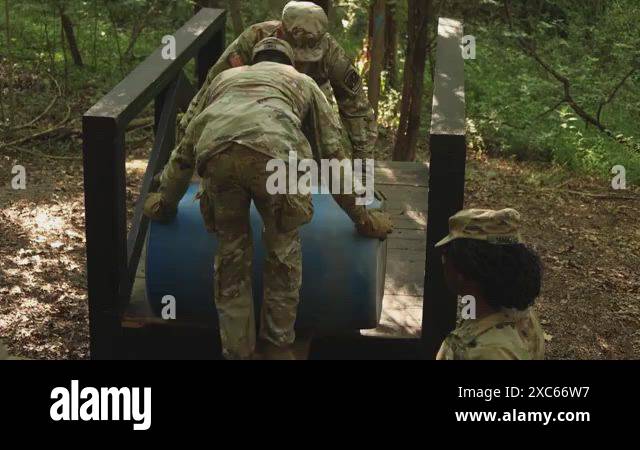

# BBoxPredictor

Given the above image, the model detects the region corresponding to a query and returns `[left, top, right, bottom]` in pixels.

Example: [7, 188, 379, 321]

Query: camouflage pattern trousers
[202, 144, 304, 360]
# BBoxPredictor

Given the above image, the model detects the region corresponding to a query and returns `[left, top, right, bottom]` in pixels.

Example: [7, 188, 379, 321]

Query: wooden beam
[82, 116, 127, 359]
[422, 18, 466, 359]
[126, 77, 181, 299]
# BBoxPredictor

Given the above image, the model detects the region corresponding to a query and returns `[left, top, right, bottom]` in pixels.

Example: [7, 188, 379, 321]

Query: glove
[143, 193, 177, 223]
[356, 210, 393, 240]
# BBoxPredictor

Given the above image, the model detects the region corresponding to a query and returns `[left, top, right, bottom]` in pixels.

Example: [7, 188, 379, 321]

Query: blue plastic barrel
[146, 182, 386, 332]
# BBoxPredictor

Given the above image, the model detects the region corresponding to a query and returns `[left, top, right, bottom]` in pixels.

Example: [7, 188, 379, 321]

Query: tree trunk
[1, 0, 9, 123]
[3, 0, 8, 47]
[92, 0, 98, 67]
[228, 0, 244, 36]
[60, 6, 69, 88]
[384, 0, 398, 90]
[124, 0, 160, 60]
[368, 0, 386, 116]
[59, 8, 83, 66]
[393, 0, 430, 161]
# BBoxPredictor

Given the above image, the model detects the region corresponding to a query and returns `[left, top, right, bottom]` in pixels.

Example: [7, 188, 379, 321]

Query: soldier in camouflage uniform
[144, 38, 393, 360]
[435, 209, 546, 360]
[181, 1, 377, 161]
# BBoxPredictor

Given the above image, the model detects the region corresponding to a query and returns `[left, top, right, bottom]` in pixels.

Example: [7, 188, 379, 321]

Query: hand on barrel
[357, 210, 394, 240]
[143, 193, 177, 223]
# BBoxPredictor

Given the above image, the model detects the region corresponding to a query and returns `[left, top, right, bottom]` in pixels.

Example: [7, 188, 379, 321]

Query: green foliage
[464, 0, 640, 183]
[2, 0, 639, 184]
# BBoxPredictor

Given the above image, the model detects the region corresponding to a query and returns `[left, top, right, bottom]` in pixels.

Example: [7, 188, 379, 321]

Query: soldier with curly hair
[436, 208, 546, 360]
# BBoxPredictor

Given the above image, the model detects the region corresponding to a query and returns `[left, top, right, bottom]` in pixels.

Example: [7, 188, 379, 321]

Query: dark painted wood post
[82, 116, 127, 359]
[422, 18, 466, 359]
[197, 15, 226, 87]
[83, 8, 227, 359]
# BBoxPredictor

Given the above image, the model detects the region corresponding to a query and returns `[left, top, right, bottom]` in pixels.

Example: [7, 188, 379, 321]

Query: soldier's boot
[260, 340, 296, 360]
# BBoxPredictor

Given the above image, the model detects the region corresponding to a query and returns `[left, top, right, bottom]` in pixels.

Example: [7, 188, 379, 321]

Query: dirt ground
[1, 143, 639, 359]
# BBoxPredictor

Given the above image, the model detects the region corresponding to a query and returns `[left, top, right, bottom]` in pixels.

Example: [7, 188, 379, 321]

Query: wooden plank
[388, 228, 426, 241]
[377, 185, 428, 214]
[387, 238, 427, 251]
[385, 248, 425, 296]
[375, 161, 428, 187]
[430, 18, 465, 136]
[391, 214, 427, 230]
[388, 248, 424, 262]
[362, 295, 423, 339]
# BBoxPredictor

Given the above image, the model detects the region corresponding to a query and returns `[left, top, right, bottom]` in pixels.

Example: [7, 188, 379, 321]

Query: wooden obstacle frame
[82, 9, 466, 360]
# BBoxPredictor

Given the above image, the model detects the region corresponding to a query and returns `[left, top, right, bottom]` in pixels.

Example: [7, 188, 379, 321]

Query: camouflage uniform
[179, 1, 377, 160]
[436, 308, 545, 360]
[150, 57, 372, 359]
[435, 208, 545, 360]
[0, 340, 10, 360]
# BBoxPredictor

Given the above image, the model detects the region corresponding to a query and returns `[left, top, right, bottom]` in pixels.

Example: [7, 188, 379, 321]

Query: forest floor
[2, 135, 639, 359]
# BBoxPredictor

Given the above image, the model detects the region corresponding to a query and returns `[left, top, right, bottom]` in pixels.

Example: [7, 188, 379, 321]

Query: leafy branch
[503, 0, 639, 151]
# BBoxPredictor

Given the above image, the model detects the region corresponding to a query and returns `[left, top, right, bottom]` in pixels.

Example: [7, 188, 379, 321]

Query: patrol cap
[282, 1, 328, 62]
[252, 37, 296, 66]
[435, 208, 523, 247]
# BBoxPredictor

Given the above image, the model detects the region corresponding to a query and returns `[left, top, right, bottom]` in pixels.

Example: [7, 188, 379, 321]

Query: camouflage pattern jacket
[180, 21, 377, 159]
[159, 61, 367, 224]
[437, 308, 545, 360]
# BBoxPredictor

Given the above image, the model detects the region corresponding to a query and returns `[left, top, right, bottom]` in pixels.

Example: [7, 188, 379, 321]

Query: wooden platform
[122, 161, 428, 358]
[362, 161, 428, 339]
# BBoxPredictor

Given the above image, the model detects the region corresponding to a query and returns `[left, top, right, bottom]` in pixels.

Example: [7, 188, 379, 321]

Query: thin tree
[103, 1, 125, 76]
[3, 0, 13, 123]
[91, 0, 98, 68]
[384, 0, 398, 90]
[59, 4, 69, 88]
[228, 0, 244, 36]
[124, 0, 161, 60]
[3, 1, 8, 48]
[57, 1, 83, 66]
[367, 0, 386, 116]
[393, 0, 430, 161]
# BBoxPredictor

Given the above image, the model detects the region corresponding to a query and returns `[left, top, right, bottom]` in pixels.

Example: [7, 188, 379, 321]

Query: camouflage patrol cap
[282, 1, 328, 62]
[435, 208, 523, 247]
[252, 37, 296, 66]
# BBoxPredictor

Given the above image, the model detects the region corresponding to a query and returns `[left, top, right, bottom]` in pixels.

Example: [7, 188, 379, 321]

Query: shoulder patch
[344, 67, 362, 94]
